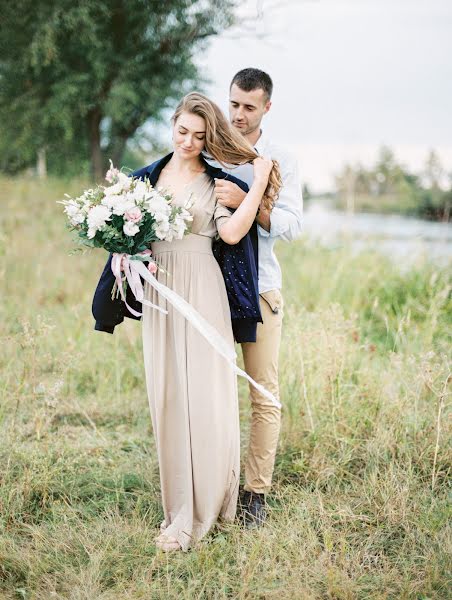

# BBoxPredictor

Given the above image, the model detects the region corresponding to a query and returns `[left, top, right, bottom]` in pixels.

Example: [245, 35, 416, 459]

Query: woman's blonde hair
[172, 92, 281, 211]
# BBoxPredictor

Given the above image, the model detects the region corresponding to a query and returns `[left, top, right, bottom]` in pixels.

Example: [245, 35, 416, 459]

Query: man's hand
[256, 204, 271, 232]
[215, 179, 247, 209]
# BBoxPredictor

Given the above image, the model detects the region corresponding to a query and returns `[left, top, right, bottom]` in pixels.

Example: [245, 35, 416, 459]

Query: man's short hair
[230, 68, 273, 102]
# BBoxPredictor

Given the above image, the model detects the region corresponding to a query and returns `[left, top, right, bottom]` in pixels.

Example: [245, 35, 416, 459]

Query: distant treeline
[328, 147, 451, 222]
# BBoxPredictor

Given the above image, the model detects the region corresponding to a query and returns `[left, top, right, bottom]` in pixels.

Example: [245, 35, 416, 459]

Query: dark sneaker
[240, 490, 267, 529]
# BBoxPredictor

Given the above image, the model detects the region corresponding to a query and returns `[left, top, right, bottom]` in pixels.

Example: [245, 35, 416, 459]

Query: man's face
[229, 83, 271, 137]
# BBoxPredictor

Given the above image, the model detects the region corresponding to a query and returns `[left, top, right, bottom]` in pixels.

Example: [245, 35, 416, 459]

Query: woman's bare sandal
[155, 532, 181, 552]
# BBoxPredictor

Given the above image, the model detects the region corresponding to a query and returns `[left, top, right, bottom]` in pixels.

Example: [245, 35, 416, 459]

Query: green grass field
[1, 176, 451, 599]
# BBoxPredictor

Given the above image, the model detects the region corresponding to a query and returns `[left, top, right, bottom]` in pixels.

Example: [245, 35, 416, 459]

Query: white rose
[145, 194, 170, 215]
[101, 195, 114, 209]
[87, 204, 111, 236]
[103, 181, 123, 197]
[131, 180, 147, 200]
[71, 212, 85, 226]
[118, 172, 132, 191]
[155, 219, 170, 240]
[107, 197, 135, 216]
[123, 220, 140, 236]
[118, 199, 135, 216]
[64, 201, 85, 225]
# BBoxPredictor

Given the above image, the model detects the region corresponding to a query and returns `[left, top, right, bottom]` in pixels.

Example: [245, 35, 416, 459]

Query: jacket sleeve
[91, 167, 154, 333]
[92, 254, 141, 334]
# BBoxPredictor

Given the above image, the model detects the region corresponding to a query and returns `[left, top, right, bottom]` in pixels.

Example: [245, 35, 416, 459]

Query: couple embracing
[93, 68, 303, 552]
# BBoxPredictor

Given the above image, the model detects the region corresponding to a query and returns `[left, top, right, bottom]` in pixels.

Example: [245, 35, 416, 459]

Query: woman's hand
[218, 156, 273, 245]
[252, 156, 273, 184]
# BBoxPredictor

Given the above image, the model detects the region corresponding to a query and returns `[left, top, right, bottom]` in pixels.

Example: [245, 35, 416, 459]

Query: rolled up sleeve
[259, 153, 303, 242]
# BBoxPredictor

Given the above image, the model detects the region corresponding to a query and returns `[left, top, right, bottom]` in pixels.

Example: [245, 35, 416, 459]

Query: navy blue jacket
[91, 153, 262, 342]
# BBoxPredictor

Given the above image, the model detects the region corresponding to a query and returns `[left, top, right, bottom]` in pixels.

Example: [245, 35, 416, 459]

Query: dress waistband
[151, 233, 213, 255]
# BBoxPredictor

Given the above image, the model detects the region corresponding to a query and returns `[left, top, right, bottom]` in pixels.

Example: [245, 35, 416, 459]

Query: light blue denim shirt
[207, 131, 303, 293]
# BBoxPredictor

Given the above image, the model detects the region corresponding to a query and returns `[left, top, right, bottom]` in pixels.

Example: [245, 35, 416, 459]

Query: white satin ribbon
[111, 252, 281, 408]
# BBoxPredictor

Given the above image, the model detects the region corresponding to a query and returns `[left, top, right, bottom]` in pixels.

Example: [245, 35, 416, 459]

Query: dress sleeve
[213, 202, 233, 233]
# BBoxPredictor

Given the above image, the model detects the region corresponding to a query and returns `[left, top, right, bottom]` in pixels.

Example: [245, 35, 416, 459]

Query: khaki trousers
[241, 289, 283, 494]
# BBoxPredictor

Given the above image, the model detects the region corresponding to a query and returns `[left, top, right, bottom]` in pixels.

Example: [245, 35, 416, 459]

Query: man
[212, 68, 303, 527]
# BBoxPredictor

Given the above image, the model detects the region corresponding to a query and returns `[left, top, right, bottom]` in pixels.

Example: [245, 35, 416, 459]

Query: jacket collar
[144, 152, 226, 187]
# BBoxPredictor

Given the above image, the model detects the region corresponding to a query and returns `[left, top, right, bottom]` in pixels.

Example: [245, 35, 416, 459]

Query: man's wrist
[255, 203, 266, 223]
[255, 202, 271, 232]
[256, 201, 263, 217]
[256, 200, 268, 215]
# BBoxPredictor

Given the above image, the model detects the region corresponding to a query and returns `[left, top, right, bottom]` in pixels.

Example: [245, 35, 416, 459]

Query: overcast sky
[195, 0, 452, 191]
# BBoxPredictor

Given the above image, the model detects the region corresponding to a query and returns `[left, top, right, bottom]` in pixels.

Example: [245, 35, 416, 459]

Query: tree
[333, 146, 451, 220]
[0, 0, 236, 179]
[423, 150, 443, 190]
[419, 151, 450, 220]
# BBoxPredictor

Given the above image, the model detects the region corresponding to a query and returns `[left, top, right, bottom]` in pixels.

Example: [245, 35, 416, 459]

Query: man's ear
[264, 100, 272, 115]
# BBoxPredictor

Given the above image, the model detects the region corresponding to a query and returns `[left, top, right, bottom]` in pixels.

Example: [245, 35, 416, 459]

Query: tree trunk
[88, 108, 103, 181]
[36, 147, 47, 178]
[107, 135, 128, 170]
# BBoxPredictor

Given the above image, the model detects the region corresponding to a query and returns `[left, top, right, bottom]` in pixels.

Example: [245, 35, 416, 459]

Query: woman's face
[173, 111, 206, 160]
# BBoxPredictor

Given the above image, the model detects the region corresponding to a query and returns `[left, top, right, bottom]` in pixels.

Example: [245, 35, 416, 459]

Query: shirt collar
[254, 129, 265, 154]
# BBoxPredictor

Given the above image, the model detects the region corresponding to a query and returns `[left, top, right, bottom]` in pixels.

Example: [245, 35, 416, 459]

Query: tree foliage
[0, 0, 236, 178]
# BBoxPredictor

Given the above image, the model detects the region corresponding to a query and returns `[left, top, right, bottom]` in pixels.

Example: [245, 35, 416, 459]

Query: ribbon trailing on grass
[111, 251, 281, 409]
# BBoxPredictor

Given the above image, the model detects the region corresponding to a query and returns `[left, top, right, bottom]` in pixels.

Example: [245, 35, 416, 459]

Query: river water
[302, 203, 452, 266]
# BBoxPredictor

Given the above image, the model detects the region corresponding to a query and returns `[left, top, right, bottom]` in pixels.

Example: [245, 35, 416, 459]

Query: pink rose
[148, 261, 158, 274]
[124, 207, 143, 223]
[105, 166, 120, 183]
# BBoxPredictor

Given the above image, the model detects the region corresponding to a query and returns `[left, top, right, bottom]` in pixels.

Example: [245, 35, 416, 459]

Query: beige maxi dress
[142, 172, 240, 551]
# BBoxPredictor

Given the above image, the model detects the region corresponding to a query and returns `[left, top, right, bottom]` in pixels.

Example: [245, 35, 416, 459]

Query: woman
[94, 92, 281, 552]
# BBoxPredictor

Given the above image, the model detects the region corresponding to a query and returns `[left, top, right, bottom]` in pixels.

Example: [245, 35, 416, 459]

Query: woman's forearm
[218, 178, 267, 245]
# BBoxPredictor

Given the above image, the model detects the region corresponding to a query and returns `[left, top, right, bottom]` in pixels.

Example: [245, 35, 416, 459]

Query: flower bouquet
[59, 162, 193, 313]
